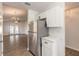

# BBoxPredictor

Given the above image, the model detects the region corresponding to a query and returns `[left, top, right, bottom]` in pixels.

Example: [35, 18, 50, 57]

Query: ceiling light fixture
[25, 2, 31, 6]
[11, 11, 20, 24]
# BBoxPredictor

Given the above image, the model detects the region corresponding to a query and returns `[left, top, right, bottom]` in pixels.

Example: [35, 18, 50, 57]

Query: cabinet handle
[45, 41, 48, 44]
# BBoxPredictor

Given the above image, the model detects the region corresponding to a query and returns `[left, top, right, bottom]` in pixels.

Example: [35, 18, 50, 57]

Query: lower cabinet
[42, 38, 57, 56]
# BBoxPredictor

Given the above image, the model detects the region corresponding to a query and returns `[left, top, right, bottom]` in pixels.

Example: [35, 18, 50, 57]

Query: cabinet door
[42, 39, 53, 56]
[46, 7, 56, 27]
[46, 6, 64, 27]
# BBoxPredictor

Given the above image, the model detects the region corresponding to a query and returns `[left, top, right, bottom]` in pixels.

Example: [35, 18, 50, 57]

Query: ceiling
[4, 2, 79, 12]
[3, 2, 57, 22]
[3, 2, 55, 13]
[3, 3, 27, 22]
[3, 2, 55, 22]
[65, 2, 79, 10]
[3, 5, 27, 17]
[27, 2, 54, 12]
[3, 2, 79, 19]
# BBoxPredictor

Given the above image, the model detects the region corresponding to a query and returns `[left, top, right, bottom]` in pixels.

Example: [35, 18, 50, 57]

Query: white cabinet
[42, 39, 53, 56]
[46, 6, 64, 27]
[38, 3, 64, 27]
[42, 37, 57, 56]
[42, 37, 65, 56]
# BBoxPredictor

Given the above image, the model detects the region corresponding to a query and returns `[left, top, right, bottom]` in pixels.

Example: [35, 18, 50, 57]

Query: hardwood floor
[65, 47, 79, 56]
[3, 34, 79, 56]
[3, 34, 32, 56]
[3, 48, 32, 56]
[0, 51, 2, 56]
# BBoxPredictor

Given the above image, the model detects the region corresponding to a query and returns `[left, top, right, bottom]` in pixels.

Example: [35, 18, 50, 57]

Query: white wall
[38, 2, 65, 56]
[65, 7, 79, 51]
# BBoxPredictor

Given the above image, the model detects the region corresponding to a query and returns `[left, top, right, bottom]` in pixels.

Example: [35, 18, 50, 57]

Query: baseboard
[27, 48, 29, 51]
[29, 50, 35, 56]
[66, 45, 79, 52]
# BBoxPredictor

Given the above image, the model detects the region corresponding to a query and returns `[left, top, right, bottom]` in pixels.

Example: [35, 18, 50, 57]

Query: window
[10, 24, 19, 34]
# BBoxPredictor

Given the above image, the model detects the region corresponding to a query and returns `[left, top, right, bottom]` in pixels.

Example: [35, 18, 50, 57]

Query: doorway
[3, 3, 32, 56]
[65, 2, 79, 56]
[10, 24, 19, 35]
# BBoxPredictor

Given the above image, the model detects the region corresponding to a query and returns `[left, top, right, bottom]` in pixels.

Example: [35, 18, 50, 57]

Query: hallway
[3, 34, 32, 56]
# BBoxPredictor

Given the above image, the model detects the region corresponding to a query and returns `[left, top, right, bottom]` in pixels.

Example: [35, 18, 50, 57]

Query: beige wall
[65, 7, 79, 51]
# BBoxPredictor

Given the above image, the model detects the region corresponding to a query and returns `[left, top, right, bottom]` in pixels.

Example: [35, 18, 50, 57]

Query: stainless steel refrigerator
[0, 35, 2, 56]
[29, 18, 48, 56]
[0, 20, 3, 56]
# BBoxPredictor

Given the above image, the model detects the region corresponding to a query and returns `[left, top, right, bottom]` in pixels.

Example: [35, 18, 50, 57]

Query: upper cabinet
[39, 3, 64, 27]
[28, 3, 64, 27]
[46, 5, 64, 27]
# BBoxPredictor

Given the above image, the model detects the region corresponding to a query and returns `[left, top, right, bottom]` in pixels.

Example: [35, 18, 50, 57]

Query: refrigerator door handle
[0, 41, 2, 43]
